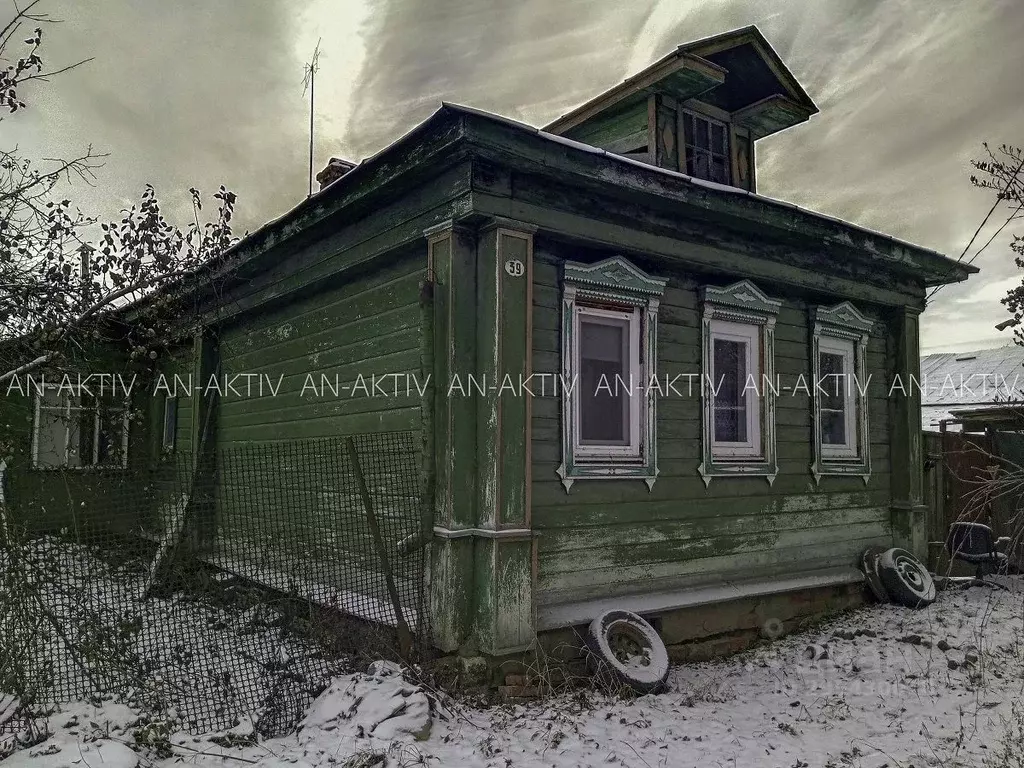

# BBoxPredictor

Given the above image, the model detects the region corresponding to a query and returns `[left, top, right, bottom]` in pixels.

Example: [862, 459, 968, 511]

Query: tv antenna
[302, 38, 323, 198]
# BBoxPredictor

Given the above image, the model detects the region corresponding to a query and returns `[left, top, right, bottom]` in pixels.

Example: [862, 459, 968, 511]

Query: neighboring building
[1, 26, 976, 658]
[920, 345, 1024, 431]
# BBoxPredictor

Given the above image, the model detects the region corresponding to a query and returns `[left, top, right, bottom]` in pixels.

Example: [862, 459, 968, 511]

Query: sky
[5, 0, 1023, 354]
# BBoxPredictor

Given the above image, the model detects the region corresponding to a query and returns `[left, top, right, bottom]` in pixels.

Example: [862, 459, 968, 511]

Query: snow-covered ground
[5, 578, 1024, 768]
[1, 537, 342, 735]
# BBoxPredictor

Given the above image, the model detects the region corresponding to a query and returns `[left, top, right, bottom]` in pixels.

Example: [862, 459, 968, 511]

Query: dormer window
[683, 110, 730, 184]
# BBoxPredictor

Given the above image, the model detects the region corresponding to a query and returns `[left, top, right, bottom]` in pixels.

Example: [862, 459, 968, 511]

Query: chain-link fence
[0, 431, 429, 736]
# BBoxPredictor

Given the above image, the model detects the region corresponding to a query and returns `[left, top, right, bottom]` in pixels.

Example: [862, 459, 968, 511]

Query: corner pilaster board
[889, 306, 926, 558]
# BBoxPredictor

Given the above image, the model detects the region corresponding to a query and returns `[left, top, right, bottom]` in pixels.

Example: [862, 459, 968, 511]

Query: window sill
[698, 456, 778, 487]
[556, 459, 658, 493]
[812, 458, 871, 484]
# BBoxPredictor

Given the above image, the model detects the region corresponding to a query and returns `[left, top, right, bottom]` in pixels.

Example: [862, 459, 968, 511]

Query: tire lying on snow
[876, 547, 936, 608]
[585, 610, 669, 693]
[860, 545, 890, 603]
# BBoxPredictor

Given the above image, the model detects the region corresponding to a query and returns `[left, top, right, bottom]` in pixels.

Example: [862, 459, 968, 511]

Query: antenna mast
[302, 39, 323, 198]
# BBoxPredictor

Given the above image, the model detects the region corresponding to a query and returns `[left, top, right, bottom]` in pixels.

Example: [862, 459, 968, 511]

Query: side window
[812, 302, 873, 483]
[162, 395, 178, 451]
[32, 385, 129, 469]
[700, 280, 781, 485]
[559, 256, 666, 492]
[683, 110, 730, 185]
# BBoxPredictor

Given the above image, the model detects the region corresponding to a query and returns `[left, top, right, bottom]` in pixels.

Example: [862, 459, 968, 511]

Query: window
[32, 386, 129, 469]
[811, 302, 873, 483]
[818, 337, 856, 458]
[162, 395, 178, 451]
[575, 307, 641, 457]
[700, 280, 781, 486]
[683, 111, 730, 184]
[710, 321, 761, 457]
[559, 256, 666, 492]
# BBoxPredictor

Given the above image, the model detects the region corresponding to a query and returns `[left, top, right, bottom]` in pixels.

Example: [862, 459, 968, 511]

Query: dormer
[544, 26, 818, 192]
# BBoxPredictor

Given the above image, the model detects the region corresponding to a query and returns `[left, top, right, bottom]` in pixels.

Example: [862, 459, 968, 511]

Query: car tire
[860, 545, 890, 603]
[585, 610, 669, 694]
[877, 548, 936, 608]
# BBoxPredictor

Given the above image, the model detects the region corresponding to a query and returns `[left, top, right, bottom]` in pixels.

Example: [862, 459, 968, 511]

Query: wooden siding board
[202, 160, 472, 323]
[530, 239, 893, 605]
[209, 249, 425, 615]
[538, 533, 887, 603]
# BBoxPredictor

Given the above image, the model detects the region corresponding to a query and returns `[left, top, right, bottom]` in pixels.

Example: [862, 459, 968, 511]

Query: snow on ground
[2, 537, 341, 734]
[5, 579, 1024, 768]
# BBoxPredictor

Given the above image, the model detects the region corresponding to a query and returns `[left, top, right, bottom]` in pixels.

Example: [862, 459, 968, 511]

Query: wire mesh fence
[0, 431, 428, 736]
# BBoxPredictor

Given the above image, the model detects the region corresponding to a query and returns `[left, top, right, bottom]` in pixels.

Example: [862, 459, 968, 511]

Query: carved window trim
[699, 280, 781, 486]
[811, 302, 873, 484]
[558, 256, 667, 493]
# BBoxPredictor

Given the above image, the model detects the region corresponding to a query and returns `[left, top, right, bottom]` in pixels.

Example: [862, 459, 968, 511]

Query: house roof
[466, 103, 966, 274]
[678, 26, 817, 112]
[544, 25, 818, 138]
[146, 101, 974, 320]
[919, 345, 1024, 407]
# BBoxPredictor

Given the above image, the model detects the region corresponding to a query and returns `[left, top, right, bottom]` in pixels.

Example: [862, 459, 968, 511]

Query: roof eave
[543, 50, 727, 135]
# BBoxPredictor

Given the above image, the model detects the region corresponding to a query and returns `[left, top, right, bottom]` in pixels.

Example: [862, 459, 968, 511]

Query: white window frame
[699, 280, 781, 486]
[162, 395, 178, 452]
[572, 306, 642, 460]
[31, 385, 130, 469]
[709, 320, 762, 458]
[558, 255, 666, 492]
[811, 302, 873, 483]
[817, 336, 858, 460]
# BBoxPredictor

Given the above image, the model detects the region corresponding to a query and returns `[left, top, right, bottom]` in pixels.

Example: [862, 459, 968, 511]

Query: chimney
[315, 157, 357, 191]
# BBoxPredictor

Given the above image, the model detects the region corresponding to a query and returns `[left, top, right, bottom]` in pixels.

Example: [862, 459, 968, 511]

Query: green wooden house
[3, 26, 976, 659]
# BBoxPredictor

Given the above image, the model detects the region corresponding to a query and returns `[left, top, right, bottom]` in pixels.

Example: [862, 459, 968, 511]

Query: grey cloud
[8, 0, 1024, 353]
[5, 0, 309, 232]
[343, 0, 1024, 352]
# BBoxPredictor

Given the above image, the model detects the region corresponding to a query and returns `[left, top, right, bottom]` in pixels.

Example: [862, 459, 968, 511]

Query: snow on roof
[214, 102, 968, 285]
[442, 102, 961, 268]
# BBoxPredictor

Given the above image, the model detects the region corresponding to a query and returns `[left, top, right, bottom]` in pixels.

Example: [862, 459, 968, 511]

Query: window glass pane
[690, 151, 709, 180]
[711, 123, 725, 152]
[711, 156, 728, 184]
[820, 352, 846, 411]
[163, 397, 177, 449]
[695, 117, 709, 149]
[821, 410, 846, 445]
[36, 407, 67, 467]
[714, 338, 747, 443]
[820, 351, 847, 445]
[66, 409, 92, 467]
[97, 407, 124, 465]
[580, 319, 628, 444]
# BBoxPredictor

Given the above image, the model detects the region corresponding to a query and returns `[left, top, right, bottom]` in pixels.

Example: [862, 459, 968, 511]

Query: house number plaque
[504, 259, 525, 277]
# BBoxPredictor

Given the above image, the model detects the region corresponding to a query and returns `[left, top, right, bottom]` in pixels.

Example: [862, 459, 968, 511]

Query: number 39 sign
[504, 259, 525, 278]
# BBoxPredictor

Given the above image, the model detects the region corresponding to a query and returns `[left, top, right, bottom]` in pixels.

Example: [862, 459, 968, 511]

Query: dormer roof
[545, 25, 818, 141]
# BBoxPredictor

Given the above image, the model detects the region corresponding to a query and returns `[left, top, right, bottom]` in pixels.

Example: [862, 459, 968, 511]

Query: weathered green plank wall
[564, 99, 649, 154]
[215, 251, 425, 443]
[205, 250, 427, 605]
[530, 241, 893, 609]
